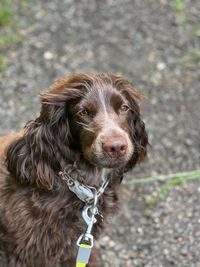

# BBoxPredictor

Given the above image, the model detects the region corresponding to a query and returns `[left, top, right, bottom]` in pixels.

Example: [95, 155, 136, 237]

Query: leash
[76, 193, 100, 267]
[59, 166, 109, 267]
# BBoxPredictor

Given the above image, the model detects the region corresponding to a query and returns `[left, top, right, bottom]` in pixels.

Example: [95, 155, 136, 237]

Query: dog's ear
[114, 76, 148, 169]
[6, 97, 71, 190]
[6, 75, 89, 190]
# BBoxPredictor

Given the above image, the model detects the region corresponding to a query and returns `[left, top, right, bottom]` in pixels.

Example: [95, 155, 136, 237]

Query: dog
[0, 73, 148, 267]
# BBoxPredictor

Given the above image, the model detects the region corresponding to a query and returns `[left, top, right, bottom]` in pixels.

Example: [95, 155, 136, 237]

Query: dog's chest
[1, 183, 119, 265]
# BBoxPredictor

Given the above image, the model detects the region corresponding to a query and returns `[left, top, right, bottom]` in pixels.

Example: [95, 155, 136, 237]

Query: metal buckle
[77, 233, 94, 248]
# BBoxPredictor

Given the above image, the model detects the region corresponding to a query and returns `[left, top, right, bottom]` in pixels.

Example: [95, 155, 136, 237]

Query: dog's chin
[84, 153, 130, 169]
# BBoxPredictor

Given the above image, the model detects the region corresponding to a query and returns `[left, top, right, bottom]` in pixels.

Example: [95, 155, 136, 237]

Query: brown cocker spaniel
[0, 74, 148, 267]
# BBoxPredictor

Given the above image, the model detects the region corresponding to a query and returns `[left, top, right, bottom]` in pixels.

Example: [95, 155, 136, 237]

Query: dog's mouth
[83, 147, 133, 169]
[91, 157, 129, 169]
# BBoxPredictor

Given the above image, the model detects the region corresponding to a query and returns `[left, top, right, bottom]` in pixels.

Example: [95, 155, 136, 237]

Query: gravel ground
[0, 0, 200, 266]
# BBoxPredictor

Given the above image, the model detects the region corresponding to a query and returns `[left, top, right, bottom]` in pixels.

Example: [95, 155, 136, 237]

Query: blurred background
[0, 0, 200, 266]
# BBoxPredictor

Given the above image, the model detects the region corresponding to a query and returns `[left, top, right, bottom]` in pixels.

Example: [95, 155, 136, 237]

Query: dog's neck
[61, 161, 111, 185]
[100, 168, 110, 181]
[60, 159, 123, 190]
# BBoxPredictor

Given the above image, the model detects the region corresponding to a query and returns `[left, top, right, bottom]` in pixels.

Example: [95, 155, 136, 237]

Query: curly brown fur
[0, 73, 148, 267]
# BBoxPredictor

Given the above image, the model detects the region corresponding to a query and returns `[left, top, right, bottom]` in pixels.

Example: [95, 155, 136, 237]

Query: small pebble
[43, 51, 54, 60]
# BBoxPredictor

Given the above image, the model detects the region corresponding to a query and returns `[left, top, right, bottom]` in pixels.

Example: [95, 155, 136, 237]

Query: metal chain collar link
[59, 166, 109, 203]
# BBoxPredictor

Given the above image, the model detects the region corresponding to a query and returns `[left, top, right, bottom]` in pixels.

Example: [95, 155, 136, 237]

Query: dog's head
[40, 73, 148, 170]
[7, 74, 148, 189]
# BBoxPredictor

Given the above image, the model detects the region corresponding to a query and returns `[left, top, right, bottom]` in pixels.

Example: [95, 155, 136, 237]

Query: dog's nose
[102, 137, 127, 157]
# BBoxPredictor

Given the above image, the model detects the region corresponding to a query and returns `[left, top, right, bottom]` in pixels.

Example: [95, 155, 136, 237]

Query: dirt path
[0, 1, 199, 266]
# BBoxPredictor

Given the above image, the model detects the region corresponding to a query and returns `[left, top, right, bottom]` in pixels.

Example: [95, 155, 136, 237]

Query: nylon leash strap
[76, 244, 91, 267]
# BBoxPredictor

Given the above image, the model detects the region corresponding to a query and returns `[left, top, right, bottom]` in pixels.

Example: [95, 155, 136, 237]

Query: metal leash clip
[76, 193, 99, 266]
[77, 192, 98, 247]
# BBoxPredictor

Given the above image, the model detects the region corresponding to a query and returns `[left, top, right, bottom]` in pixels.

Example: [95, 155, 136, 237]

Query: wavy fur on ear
[113, 76, 148, 169]
[6, 76, 88, 190]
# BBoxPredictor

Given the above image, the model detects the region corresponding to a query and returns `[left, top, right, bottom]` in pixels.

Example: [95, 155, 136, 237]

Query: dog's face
[40, 74, 148, 171]
[69, 84, 134, 168]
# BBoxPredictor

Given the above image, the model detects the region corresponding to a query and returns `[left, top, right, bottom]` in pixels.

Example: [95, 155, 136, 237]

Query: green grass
[125, 170, 200, 209]
[147, 171, 200, 209]
[0, 32, 22, 50]
[0, 0, 26, 71]
[18, 0, 28, 8]
[173, 0, 185, 13]
[0, 54, 5, 71]
[0, 30, 22, 71]
[0, 0, 15, 27]
[173, 0, 187, 22]
[126, 170, 200, 185]
[176, 48, 200, 64]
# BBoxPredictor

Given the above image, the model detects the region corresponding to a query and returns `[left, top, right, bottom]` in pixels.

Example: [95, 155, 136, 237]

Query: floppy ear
[114, 77, 148, 170]
[6, 77, 86, 190]
[6, 97, 70, 190]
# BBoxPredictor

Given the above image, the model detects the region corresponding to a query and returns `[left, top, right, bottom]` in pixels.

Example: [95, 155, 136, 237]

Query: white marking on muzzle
[95, 88, 134, 158]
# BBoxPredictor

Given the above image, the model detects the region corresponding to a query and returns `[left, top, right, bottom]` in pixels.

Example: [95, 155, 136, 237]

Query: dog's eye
[120, 104, 130, 113]
[77, 109, 88, 117]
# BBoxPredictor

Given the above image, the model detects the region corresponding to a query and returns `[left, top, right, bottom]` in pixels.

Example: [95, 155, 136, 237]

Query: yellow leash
[76, 263, 86, 267]
[76, 244, 91, 267]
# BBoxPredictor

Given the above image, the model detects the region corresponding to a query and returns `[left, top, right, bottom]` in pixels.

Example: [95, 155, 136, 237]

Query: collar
[59, 165, 110, 203]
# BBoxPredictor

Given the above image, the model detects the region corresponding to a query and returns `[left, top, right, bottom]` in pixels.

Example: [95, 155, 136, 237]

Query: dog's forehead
[85, 84, 121, 108]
